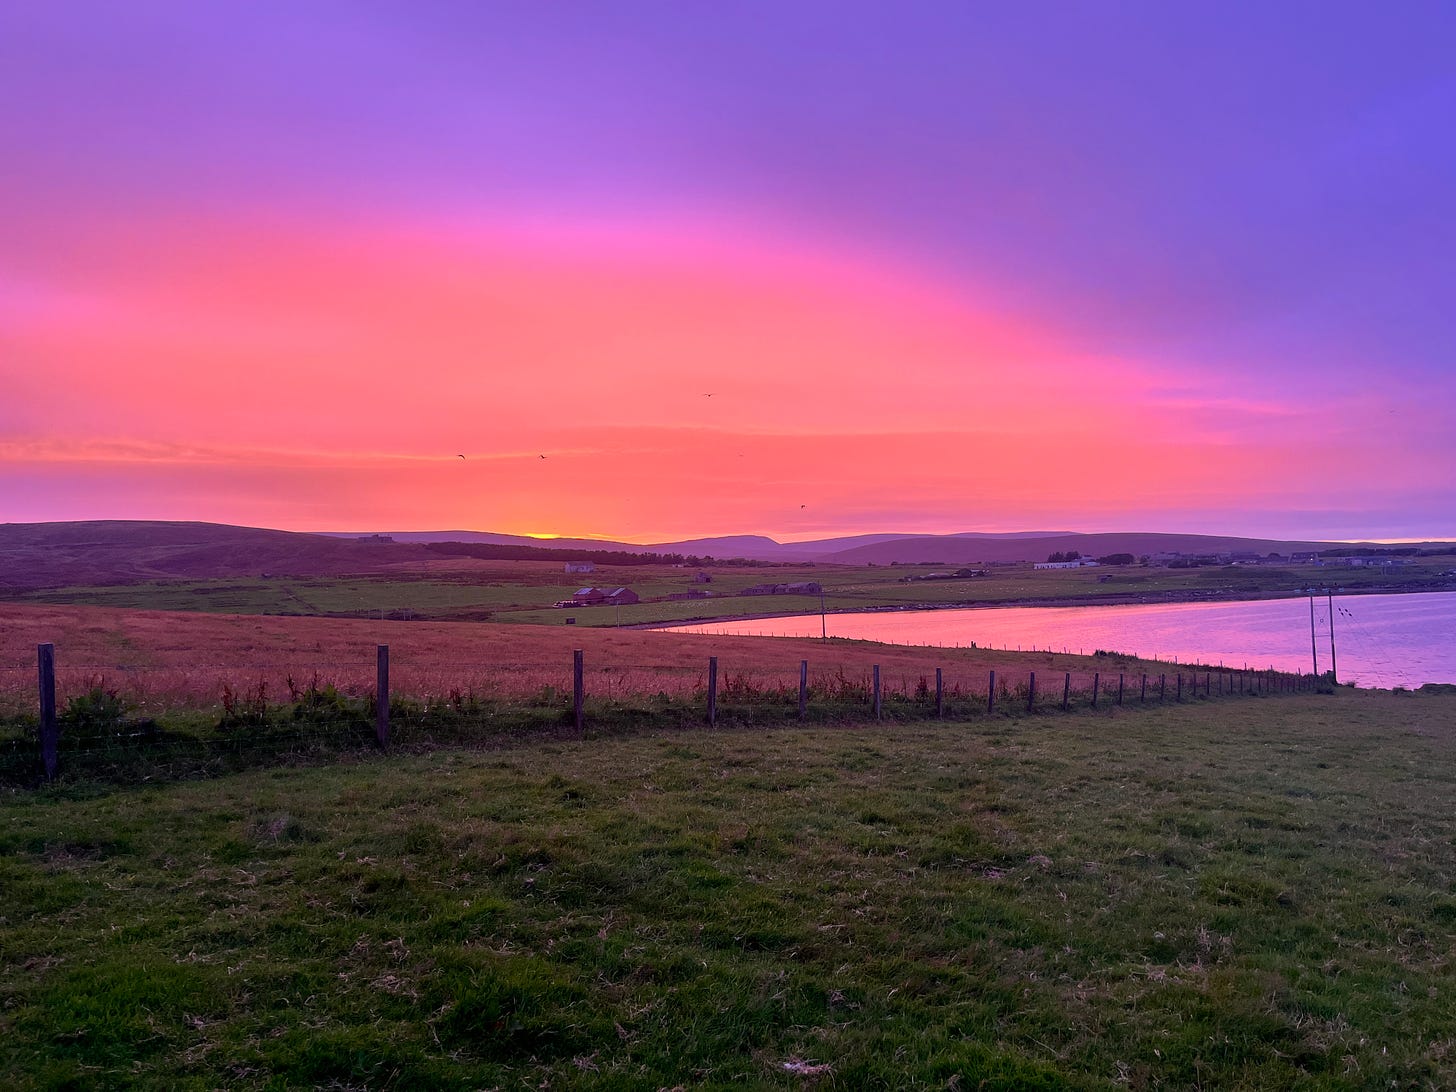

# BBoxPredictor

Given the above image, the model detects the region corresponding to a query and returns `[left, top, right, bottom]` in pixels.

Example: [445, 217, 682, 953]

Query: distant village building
[572, 587, 607, 604]
[1035, 560, 1097, 570]
[564, 561, 596, 574]
[741, 582, 822, 596]
[693, 571, 713, 583]
[605, 587, 639, 605]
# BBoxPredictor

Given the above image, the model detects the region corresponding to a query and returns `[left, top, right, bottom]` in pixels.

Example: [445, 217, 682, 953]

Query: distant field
[13, 557, 1453, 628]
[3, 690, 1453, 1087]
[1, 603, 1204, 718]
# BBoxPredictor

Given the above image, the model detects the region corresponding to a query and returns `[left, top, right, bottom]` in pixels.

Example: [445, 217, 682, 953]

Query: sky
[3, 1, 1454, 543]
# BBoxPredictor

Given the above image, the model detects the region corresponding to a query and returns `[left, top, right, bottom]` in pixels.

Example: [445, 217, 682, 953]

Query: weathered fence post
[1027, 671, 1036, 713]
[798, 659, 808, 721]
[1176, 673, 1183, 702]
[375, 644, 389, 747]
[38, 643, 57, 780]
[707, 656, 718, 727]
[573, 649, 584, 735]
[1092, 672, 1099, 709]
[935, 667, 944, 719]
[1061, 672, 1070, 711]
[1159, 674, 1166, 702]
[1140, 673, 1147, 703]
[987, 670, 995, 715]
[1117, 673, 1124, 706]
[873, 664, 882, 720]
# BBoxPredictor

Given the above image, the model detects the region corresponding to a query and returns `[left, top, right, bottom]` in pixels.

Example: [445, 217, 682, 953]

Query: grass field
[11, 557, 1453, 627]
[2, 688, 1453, 1088]
[0, 603, 1264, 724]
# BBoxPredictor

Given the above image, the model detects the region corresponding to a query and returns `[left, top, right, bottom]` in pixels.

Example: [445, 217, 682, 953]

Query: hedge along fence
[5, 643, 1322, 786]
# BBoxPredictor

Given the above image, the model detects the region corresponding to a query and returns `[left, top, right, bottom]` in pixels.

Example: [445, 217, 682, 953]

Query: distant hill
[5, 520, 1451, 592]
[323, 528, 1076, 562]
[0, 521, 438, 590]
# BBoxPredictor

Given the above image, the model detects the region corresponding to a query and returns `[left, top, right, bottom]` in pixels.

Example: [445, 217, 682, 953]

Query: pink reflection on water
[672, 592, 1456, 688]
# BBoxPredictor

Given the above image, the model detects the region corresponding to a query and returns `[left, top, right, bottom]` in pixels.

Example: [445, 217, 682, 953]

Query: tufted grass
[2, 687, 1453, 1089]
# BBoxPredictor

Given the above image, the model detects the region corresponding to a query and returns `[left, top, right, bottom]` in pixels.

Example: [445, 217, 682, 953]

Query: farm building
[604, 588, 639, 605]
[564, 561, 596, 574]
[693, 571, 713, 583]
[572, 587, 607, 604]
[741, 582, 822, 596]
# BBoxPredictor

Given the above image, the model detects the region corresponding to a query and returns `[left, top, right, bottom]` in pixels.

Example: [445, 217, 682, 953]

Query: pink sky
[4, 4, 1453, 542]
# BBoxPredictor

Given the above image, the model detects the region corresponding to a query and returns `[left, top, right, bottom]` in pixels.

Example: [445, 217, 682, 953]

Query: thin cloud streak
[3, 3, 1453, 539]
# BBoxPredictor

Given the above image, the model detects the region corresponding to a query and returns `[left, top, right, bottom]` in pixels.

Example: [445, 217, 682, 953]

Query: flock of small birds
[448, 392, 813, 510]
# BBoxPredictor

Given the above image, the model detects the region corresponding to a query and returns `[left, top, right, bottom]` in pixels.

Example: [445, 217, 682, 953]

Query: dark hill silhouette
[4, 520, 1450, 592]
[0, 521, 437, 590]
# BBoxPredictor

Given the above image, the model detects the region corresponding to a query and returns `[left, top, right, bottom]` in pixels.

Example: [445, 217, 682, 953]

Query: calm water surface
[669, 591, 1456, 688]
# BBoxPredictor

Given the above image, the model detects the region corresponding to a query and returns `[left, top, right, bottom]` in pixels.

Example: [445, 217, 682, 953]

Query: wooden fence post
[1140, 673, 1147, 703]
[1027, 671, 1036, 713]
[1117, 673, 1124, 707]
[798, 660, 808, 721]
[1092, 672, 1099, 709]
[38, 643, 57, 781]
[1176, 673, 1183, 702]
[1159, 674, 1166, 702]
[375, 644, 389, 747]
[873, 664, 881, 720]
[573, 649, 584, 735]
[987, 670, 995, 715]
[935, 668, 943, 719]
[1061, 671, 1070, 711]
[707, 656, 718, 727]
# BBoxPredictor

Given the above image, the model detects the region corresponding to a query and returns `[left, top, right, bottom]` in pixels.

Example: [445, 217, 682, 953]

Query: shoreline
[633, 583, 1456, 632]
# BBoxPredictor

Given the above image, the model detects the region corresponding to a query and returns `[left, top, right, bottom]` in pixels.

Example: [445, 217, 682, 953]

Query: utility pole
[1308, 590, 1319, 678]
[1327, 588, 1337, 685]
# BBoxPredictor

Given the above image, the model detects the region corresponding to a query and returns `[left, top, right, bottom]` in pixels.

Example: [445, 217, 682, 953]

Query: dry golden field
[0, 603, 1217, 716]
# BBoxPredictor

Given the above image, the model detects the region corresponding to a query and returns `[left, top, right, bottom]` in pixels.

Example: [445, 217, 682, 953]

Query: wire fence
[2, 642, 1322, 787]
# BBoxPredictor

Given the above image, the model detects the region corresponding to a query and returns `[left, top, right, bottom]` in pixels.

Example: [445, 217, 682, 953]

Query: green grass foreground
[3, 691, 1454, 1089]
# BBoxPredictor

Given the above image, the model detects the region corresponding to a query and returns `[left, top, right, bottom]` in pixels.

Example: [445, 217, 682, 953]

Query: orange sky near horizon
[3, 212, 1447, 541]
[5, 4, 1455, 546]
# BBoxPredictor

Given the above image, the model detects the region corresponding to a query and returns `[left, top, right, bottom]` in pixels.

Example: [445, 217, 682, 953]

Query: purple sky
[3, 1, 1454, 539]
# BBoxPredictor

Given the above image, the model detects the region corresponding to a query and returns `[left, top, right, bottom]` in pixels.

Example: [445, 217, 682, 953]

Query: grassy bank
[0, 602, 1219, 722]
[11, 556, 1453, 627]
[3, 689, 1453, 1088]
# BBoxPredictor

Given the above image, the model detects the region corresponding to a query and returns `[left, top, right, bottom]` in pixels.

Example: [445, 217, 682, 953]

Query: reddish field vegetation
[0, 604, 1187, 716]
